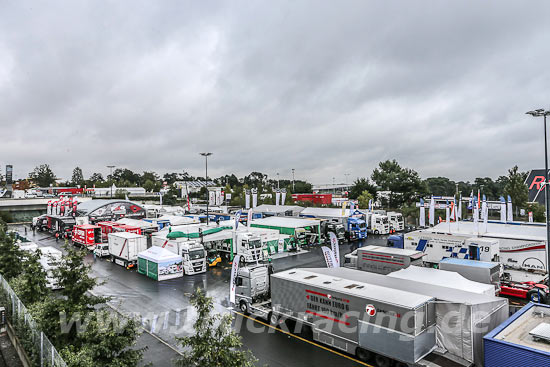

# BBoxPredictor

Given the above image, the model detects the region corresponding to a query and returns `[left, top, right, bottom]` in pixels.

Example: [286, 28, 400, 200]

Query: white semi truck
[39, 246, 63, 290]
[151, 235, 206, 275]
[387, 211, 404, 232]
[204, 230, 264, 263]
[365, 212, 390, 235]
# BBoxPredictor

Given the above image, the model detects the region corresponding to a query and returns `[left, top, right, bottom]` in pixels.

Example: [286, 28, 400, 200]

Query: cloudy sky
[1, 1, 550, 185]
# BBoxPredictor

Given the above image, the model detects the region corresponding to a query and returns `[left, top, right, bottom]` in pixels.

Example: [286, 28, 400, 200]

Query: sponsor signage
[525, 169, 548, 205]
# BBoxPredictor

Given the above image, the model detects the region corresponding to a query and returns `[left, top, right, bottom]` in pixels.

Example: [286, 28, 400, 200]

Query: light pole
[107, 165, 115, 199]
[277, 173, 280, 189]
[527, 109, 550, 287]
[200, 153, 212, 225]
[344, 173, 350, 185]
[332, 177, 335, 194]
[291, 168, 295, 192]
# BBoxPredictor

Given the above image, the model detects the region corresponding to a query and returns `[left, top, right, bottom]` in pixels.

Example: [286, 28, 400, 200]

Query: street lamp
[526, 108, 550, 287]
[291, 168, 295, 192]
[277, 173, 280, 189]
[107, 165, 115, 199]
[200, 153, 212, 225]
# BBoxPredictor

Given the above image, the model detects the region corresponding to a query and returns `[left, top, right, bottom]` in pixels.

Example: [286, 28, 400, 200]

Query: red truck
[72, 224, 102, 250]
[500, 279, 549, 304]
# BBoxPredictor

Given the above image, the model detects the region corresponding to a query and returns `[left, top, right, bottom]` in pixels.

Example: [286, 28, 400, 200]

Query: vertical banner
[281, 188, 286, 205]
[457, 194, 462, 219]
[482, 195, 488, 233]
[419, 198, 425, 227]
[429, 197, 435, 226]
[445, 200, 450, 232]
[341, 201, 347, 216]
[72, 200, 77, 218]
[500, 196, 506, 223]
[368, 199, 373, 212]
[474, 202, 479, 234]
[328, 232, 340, 267]
[229, 254, 242, 305]
[275, 189, 280, 206]
[234, 209, 242, 230]
[209, 191, 215, 206]
[47, 201, 52, 215]
[215, 190, 222, 206]
[252, 188, 258, 208]
[321, 246, 338, 268]
[247, 210, 253, 227]
[507, 195, 513, 222]
[529, 212, 533, 222]
[349, 202, 355, 216]
[245, 190, 251, 209]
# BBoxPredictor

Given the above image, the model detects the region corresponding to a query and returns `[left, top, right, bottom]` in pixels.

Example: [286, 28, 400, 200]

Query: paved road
[10, 224, 389, 367]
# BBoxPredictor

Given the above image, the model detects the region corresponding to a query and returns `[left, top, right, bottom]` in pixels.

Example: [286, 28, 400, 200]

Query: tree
[0, 225, 24, 280]
[371, 160, 426, 207]
[175, 288, 257, 367]
[29, 164, 57, 187]
[424, 177, 456, 196]
[71, 167, 84, 187]
[349, 178, 377, 200]
[61, 310, 144, 367]
[11, 249, 50, 305]
[163, 187, 179, 206]
[503, 166, 529, 210]
[143, 179, 155, 193]
[89, 172, 104, 183]
[357, 190, 374, 209]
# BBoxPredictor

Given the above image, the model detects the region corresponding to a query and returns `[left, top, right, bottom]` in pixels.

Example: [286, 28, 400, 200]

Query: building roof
[76, 199, 142, 215]
[485, 303, 550, 354]
[429, 221, 546, 242]
[359, 245, 425, 258]
[252, 204, 304, 214]
[440, 258, 500, 269]
[273, 268, 433, 309]
[300, 207, 353, 218]
[250, 216, 320, 229]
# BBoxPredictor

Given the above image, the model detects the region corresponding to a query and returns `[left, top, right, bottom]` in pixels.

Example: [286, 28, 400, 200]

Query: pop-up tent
[138, 246, 183, 281]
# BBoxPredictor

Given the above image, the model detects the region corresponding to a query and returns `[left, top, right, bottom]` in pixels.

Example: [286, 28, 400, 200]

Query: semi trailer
[343, 245, 425, 274]
[108, 232, 147, 268]
[234, 265, 509, 366]
[151, 235, 207, 275]
[71, 224, 102, 250]
[299, 208, 367, 241]
[439, 258, 501, 290]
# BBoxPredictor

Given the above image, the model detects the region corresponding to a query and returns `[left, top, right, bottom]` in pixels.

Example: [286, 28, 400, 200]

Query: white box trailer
[343, 245, 425, 274]
[403, 230, 500, 266]
[414, 221, 547, 273]
[262, 268, 437, 365]
[439, 258, 501, 289]
[39, 246, 63, 289]
[108, 232, 147, 268]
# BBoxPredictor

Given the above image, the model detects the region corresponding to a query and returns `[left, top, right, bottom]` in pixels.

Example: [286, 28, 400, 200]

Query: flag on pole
[252, 189, 258, 208]
[341, 201, 347, 216]
[229, 254, 242, 305]
[507, 195, 513, 222]
[247, 210, 253, 227]
[329, 232, 340, 267]
[457, 194, 462, 219]
[419, 198, 426, 227]
[245, 190, 251, 209]
[429, 197, 435, 226]
[275, 189, 280, 206]
[468, 191, 473, 210]
[482, 195, 488, 233]
[446, 200, 450, 232]
[349, 202, 355, 216]
[321, 246, 338, 268]
[500, 196, 506, 222]
[368, 199, 373, 212]
[281, 188, 286, 205]
[234, 209, 242, 230]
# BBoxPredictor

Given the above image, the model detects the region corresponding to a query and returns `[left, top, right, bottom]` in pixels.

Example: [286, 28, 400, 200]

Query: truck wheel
[268, 312, 278, 326]
[355, 347, 371, 362]
[374, 354, 392, 367]
[374, 230, 379, 235]
[528, 289, 542, 303]
[239, 301, 250, 315]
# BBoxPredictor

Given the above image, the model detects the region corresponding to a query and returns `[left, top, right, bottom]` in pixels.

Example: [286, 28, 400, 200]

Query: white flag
[281, 189, 286, 205]
[445, 200, 450, 232]
[209, 191, 215, 206]
[252, 189, 258, 208]
[275, 190, 280, 206]
[474, 205, 479, 234]
[507, 195, 513, 222]
[429, 197, 435, 226]
[321, 246, 338, 268]
[482, 195, 488, 233]
[234, 209, 242, 230]
[216, 190, 222, 206]
[229, 254, 242, 305]
[247, 210, 253, 227]
[329, 232, 340, 267]
[245, 190, 251, 209]
[419, 198, 426, 227]
[500, 196, 506, 222]
[457, 195, 462, 220]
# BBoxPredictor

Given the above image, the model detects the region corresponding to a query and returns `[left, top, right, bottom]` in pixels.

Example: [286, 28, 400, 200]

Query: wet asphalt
[9, 224, 389, 367]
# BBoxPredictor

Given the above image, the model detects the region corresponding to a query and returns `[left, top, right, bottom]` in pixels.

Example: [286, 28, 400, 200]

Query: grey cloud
[1, 0, 550, 184]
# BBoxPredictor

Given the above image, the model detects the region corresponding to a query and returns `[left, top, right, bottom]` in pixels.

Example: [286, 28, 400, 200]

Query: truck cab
[387, 234, 404, 248]
[180, 242, 207, 275]
[93, 243, 110, 257]
[387, 212, 404, 232]
[368, 213, 390, 235]
[235, 232, 264, 263]
[347, 217, 367, 240]
[234, 264, 272, 317]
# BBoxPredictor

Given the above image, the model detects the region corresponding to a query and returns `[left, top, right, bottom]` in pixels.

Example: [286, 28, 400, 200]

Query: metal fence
[0, 274, 67, 367]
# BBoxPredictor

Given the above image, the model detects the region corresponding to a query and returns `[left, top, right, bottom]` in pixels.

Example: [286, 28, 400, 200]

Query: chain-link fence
[0, 274, 67, 367]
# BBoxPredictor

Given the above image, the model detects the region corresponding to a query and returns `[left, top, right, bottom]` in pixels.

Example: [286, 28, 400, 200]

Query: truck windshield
[359, 222, 366, 229]
[189, 249, 205, 260]
[382, 218, 388, 224]
[248, 240, 262, 249]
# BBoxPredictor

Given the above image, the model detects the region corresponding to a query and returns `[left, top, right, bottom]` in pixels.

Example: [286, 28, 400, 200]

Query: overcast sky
[1, 1, 550, 185]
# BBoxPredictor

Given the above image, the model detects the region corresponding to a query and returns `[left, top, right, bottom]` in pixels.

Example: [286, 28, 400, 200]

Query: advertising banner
[321, 246, 337, 268]
[229, 254, 242, 305]
[329, 232, 340, 267]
